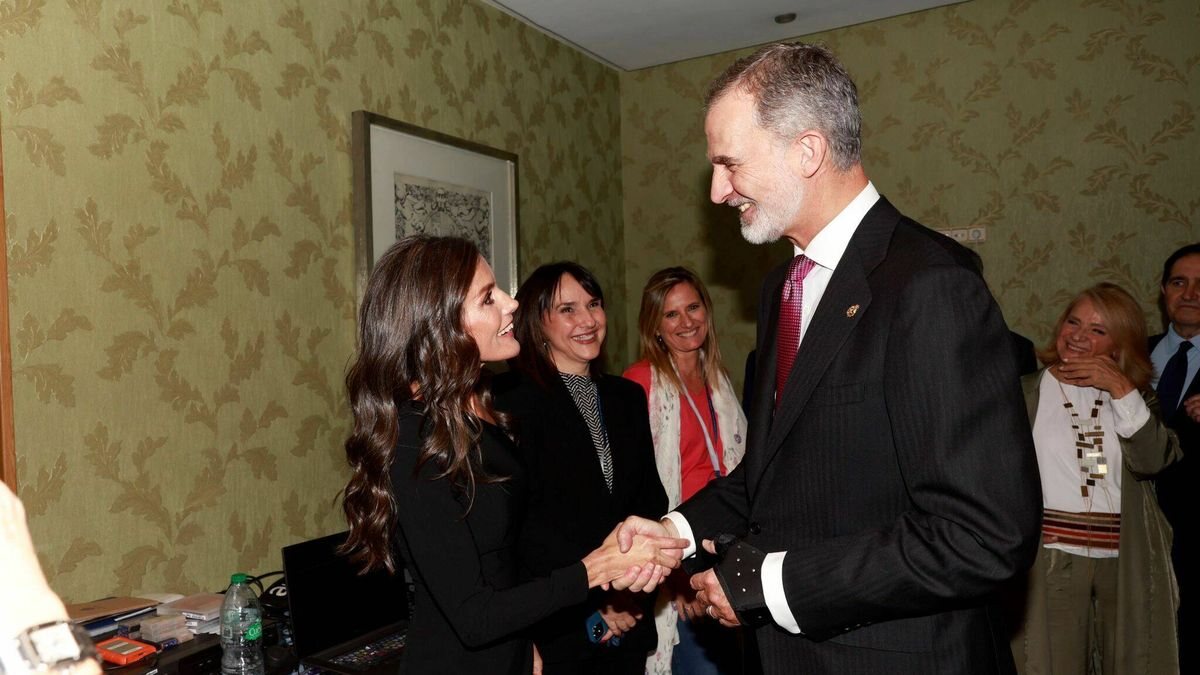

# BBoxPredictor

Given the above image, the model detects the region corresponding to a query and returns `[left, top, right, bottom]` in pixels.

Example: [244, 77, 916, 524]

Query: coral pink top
[623, 360, 726, 501]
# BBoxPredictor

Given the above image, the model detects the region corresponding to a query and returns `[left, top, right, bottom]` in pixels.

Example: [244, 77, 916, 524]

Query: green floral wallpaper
[3, 0, 1197, 604]
[619, 0, 1200, 383]
[1, 0, 622, 601]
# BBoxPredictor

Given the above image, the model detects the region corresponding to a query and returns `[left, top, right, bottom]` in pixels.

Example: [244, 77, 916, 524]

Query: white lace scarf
[645, 364, 747, 674]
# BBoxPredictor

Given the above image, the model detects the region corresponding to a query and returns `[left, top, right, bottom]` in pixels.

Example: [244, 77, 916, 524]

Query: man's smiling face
[705, 90, 805, 245]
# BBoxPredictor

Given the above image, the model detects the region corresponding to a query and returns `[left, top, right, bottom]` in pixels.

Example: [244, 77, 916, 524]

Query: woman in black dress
[494, 262, 669, 675]
[340, 237, 684, 675]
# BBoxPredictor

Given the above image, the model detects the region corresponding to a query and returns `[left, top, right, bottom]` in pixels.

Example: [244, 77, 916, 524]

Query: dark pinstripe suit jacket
[677, 197, 1042, 674]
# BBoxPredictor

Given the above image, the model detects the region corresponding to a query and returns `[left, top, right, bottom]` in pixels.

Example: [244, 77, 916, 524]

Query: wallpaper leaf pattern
[3, 0, 621, 601]
[8, 0, 1192, 604]
[620, 0, 1198, 377]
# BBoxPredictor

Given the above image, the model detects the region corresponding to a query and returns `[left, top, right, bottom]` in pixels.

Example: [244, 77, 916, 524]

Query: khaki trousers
[1044, 548, 1119, 675]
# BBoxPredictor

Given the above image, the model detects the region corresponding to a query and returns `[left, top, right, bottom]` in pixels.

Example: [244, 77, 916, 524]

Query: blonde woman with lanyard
[624, 267, 747, 675]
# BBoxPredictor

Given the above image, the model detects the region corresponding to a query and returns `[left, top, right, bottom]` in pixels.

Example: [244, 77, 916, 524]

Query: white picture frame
[351, 111, 520, 296]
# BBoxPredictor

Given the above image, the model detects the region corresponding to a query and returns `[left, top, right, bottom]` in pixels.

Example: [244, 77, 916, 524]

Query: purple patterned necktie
[776, 255, 816, 407]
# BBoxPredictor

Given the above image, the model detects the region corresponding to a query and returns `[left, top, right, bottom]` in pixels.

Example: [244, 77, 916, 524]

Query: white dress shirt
[666, 182, 880, 634]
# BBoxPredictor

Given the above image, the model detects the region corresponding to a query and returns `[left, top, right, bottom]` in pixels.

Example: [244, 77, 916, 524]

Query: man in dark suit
[1150, 242, 1200, 673]
[618, 42, 1041, 673]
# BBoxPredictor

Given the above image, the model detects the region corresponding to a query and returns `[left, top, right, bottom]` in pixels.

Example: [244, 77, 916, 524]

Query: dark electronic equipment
[281, 531, 409, 675]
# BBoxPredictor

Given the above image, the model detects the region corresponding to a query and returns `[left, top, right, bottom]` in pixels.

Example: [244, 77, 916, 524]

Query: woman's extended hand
[1056, 355, 1135, 399]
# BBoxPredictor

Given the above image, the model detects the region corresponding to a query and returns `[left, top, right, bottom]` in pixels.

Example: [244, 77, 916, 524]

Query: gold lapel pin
[846, 304, 860, 318]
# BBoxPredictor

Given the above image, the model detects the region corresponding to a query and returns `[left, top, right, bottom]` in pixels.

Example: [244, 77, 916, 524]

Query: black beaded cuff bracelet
[712, 534, 773, 627]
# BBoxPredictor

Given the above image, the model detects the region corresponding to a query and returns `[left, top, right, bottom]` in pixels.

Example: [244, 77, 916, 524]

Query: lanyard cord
[671, 358, 723, 477]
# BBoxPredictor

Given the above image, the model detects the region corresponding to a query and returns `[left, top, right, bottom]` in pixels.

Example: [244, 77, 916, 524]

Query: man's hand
[615, 515, 681, 553]
[689, 539, 740, 627]
[604, 515, 686, 593]
[1183, 393, 1200, 423]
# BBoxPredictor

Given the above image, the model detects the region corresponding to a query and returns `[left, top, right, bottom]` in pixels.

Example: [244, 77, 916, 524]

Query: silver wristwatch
[0, 621, 96, 674]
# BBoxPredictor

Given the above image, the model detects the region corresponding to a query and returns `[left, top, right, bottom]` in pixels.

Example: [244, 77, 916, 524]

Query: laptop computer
[282, 531, 410, 675]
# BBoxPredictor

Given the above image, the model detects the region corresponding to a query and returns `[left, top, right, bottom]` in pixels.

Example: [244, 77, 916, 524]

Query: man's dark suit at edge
[616, 43, 1042, 674]
[1150, 242, 1200, 673]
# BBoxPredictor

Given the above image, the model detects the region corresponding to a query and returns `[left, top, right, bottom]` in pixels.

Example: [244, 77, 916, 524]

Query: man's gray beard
[739, 207, 790, 244]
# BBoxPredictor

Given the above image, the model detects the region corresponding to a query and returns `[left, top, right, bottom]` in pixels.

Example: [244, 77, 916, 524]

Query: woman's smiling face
[657, 282, 708, 358]
[1055, 296, 1116, 362]
[542, 273, 607, 375]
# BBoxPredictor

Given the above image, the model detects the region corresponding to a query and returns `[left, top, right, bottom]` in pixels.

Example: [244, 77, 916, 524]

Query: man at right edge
[618, 43, 1042, 673]
[1150, 243, 1200, 673]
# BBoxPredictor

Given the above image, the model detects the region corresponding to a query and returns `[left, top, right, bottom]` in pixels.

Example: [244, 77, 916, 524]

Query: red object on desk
[95, 637, 157, 665]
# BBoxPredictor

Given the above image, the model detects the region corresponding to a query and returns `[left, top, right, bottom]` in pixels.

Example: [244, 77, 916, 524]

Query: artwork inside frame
[351, 111, 519, 297]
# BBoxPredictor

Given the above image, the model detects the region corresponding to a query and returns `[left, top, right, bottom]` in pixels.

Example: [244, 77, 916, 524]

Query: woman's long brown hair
[341, 236, 506, 574]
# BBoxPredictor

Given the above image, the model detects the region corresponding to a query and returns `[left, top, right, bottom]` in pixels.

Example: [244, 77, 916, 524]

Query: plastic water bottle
[220, 573, 265, 675]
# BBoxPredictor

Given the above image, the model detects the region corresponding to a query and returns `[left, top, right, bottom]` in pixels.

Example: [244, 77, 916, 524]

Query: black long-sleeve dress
[389, 400, 588, 674]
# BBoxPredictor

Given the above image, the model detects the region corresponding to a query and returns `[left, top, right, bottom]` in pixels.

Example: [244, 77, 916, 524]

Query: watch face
[27, 623, 84, 663]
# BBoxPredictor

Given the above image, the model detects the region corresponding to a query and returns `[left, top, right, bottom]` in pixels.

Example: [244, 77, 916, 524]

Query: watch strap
[1, 621, 96, 674]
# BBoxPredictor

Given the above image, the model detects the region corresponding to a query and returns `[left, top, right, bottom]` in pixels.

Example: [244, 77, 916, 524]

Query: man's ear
[791, 130, 827, 179]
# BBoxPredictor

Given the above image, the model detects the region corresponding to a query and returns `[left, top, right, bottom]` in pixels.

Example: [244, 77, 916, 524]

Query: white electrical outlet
[940, 226, 987, 244]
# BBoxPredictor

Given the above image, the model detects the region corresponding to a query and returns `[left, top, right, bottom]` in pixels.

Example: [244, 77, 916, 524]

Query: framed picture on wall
[351, 111, 520, 297]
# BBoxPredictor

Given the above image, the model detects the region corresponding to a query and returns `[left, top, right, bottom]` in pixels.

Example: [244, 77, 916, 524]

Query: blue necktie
[1156, 341, 1194, 414]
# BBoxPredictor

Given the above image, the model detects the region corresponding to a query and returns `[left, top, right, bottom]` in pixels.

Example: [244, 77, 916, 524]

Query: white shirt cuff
[1111, 389, 1151, 438]
[762, 551, 802, 634]
[662, 512, 697, 559]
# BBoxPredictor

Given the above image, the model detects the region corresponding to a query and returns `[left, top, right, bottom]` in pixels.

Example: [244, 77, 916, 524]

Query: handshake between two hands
[582, 515, 742, 628]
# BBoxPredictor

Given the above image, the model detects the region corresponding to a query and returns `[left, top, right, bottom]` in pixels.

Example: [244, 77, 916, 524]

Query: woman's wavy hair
[636, 267, 728, 394]
[341, 235, 507, 573]
[1037, 282, 1154, 391]
[508, 262, 607, 388]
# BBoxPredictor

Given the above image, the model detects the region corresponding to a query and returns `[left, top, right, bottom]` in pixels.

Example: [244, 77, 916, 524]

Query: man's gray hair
[705, 42, 862, 171]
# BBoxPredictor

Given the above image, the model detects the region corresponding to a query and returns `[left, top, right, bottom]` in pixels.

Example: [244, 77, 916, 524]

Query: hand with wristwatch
[0, 483, 99, 675]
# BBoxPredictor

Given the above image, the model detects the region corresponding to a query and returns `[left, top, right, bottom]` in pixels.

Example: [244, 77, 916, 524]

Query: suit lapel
[748, 265, 787, 460]
[749, 198, 899, 492]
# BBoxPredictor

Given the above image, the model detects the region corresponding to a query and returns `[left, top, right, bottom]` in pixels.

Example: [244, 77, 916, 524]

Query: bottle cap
[230, 573, 248, 584]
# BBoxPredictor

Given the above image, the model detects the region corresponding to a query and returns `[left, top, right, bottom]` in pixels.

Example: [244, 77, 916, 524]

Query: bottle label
[243, 620, 262, 641]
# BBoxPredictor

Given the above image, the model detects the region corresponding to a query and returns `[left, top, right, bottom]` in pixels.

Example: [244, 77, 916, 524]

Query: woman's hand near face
[1055, 355, 1135, 399]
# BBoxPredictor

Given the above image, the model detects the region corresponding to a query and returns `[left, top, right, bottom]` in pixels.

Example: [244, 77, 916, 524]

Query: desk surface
[110, 633, 221, 675]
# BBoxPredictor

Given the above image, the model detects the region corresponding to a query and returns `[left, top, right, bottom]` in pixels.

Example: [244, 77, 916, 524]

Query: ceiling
[481, 0, 964, 71]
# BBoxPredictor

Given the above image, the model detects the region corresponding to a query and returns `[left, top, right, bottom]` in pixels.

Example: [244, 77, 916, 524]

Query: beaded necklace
[1056, 378, 1108, 499]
